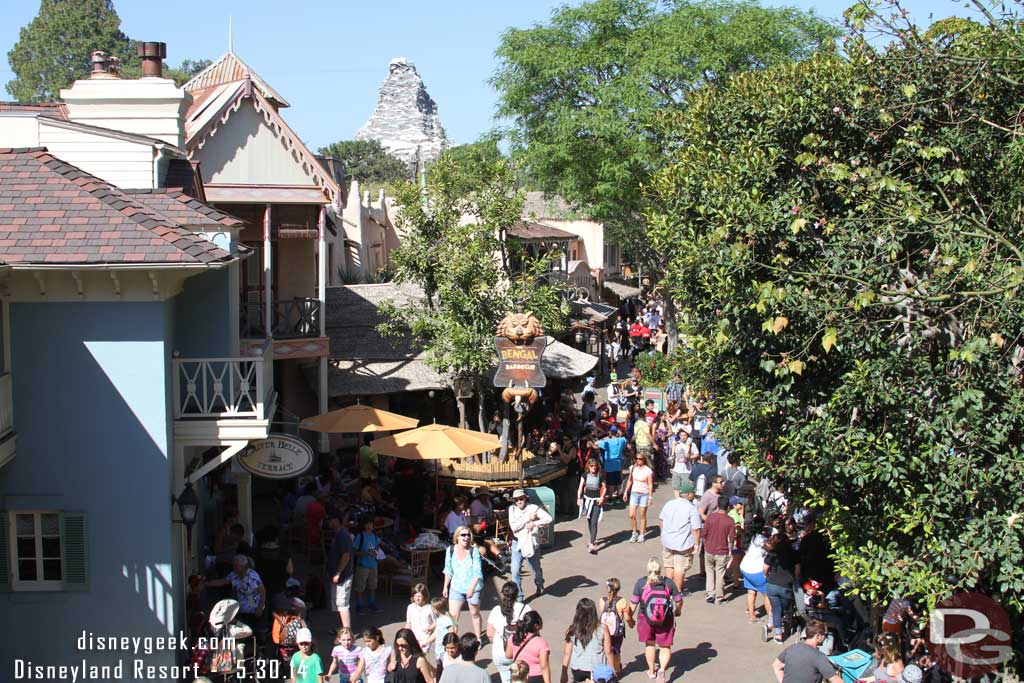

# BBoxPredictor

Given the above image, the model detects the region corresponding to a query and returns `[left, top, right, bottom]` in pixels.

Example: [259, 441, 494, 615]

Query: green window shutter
[0, 511, 9, 592]
[62, 512, 88, 592]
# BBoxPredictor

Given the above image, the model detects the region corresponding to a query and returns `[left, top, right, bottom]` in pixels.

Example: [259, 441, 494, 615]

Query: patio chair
[384, 550, 431, 598]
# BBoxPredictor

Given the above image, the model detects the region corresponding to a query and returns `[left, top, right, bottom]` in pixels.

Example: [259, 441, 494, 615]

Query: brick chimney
[60, 41, 191, 148]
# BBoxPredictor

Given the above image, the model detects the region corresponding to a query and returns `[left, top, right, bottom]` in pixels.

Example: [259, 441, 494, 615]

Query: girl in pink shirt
[505, 611, 550, 683]
[623, 453, 654, 542]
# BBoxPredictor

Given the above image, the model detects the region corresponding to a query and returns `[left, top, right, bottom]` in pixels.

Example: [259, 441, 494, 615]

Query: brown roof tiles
[0, 148, 235, 266]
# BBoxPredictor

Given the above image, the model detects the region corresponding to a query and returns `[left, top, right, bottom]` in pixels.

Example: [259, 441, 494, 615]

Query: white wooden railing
[173, 342, 274, 420]
[0, 373, 13, 436]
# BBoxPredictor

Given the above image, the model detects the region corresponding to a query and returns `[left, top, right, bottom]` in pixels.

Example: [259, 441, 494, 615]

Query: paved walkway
[309, 482, 784, 682]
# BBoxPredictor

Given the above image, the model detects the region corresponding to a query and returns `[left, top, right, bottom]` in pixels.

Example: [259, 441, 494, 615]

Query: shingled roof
[0, 101, 69, 120]
[0, 148, 235, 265]
[126, 189, 244, 230]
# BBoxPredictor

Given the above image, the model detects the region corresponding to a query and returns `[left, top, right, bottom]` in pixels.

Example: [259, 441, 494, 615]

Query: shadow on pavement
[551, 528, 583, 552]
[671, 640, 717, 676]
[536, 574, 600, 599]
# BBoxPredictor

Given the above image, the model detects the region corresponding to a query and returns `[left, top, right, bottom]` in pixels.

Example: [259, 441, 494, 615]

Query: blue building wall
[0, 301, 179, 671]
[174, 267, 233, 358]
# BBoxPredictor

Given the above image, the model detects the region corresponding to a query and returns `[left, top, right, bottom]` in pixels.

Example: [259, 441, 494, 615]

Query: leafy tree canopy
[379, 154, 568, 427]
[647, 0, 1024, 641]
[492, 0, 839, 250]
[317, 139, 412, 188]
[434, 133, 505, 196]
[6, 0, 209, 99]
[7, 0, 132, 101]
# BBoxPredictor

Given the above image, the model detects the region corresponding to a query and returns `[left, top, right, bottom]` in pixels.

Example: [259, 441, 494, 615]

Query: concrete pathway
[309, 481, 785, 682]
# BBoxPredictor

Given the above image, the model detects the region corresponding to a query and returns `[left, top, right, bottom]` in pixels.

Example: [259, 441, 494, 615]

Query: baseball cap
[678, 481, 695, 494]
[610, 425, 620, 434]
[296, 628, 313, 645]
[729, 496, 744, 506]
[286, 577, 303, 589]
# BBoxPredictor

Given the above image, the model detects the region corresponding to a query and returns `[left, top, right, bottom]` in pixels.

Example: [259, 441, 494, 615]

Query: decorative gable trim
[186, 85, 339, 206]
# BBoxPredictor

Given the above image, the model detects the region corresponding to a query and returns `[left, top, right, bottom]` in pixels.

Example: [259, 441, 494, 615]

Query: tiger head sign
[493, 312, 547, 388]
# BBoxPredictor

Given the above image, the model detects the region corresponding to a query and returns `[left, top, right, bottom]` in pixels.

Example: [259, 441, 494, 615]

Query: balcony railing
[240, 298, 322, 339]
[173, 342, 274, 420]
[0, 373, 13, 436]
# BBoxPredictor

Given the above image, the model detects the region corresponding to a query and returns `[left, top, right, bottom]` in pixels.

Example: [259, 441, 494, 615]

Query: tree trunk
[663, 289, 679, 354]
[456, 392, 468, 429]
[475, 378, 487, 433]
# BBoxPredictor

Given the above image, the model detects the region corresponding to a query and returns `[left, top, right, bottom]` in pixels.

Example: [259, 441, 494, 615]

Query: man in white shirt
[507, 489, 553, 601]
[659, 481, 703, 593]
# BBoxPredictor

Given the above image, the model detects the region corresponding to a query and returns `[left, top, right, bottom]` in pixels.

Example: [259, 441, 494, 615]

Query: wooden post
[263, 204, 273, 338]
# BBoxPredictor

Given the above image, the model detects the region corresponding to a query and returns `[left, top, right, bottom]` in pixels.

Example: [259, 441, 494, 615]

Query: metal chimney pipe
[90, 51, 110, 78]
[137, 41, 167, 78]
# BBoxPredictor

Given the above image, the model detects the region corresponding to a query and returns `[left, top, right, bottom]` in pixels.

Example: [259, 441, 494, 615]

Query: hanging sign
[237, 434, 314, 479]
[493, 337, 547, 388]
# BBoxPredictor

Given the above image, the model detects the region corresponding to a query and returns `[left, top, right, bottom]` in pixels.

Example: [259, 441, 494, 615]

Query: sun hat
[296, 627, 313, 645]
[678, 481, 695, 494]
[209, 599, 240, 629]
[512, 489, 528, 500]
[474, 486, 492, 497]
[899, 665, 923, 683]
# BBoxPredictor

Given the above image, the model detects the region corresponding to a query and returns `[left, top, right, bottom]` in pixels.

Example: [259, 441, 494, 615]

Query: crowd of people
[187, 295, 949, 683]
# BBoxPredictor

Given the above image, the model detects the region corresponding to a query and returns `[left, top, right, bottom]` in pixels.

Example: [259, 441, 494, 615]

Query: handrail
[240, 297, 322, 339]
[0, 373, 12, 435]
[173, 342, 274, 420]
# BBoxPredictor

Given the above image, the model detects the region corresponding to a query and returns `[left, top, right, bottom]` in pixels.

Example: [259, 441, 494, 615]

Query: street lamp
[174, 480, 200, 553]
[575, 330, 585, 345]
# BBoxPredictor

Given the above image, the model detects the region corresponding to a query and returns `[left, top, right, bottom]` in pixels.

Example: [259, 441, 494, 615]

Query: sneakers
[639, 530, 646, 543]
[629, 532, 639, 543]
[705, 595, 715, 604]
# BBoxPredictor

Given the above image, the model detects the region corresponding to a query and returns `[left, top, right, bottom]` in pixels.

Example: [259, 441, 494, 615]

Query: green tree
[317, 139, 412, 187]
[379, 155, 568, 430]
[647, 1, 1024, 648]
[163, 59, 212, 87]
[7, 0, 133, 101]
[492, 0, 838, 347]
[434, 133, 505, 196]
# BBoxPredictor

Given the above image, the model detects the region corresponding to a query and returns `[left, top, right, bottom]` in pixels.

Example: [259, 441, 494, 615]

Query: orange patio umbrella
[299, 404, 419, 434]
[369, 423, 500, 461]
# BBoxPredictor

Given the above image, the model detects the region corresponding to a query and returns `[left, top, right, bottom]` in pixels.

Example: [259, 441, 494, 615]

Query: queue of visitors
[187, 294, 954, 683]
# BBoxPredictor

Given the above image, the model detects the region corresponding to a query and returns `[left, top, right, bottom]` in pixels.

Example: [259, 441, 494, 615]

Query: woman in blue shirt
[443, 525, 484, 639]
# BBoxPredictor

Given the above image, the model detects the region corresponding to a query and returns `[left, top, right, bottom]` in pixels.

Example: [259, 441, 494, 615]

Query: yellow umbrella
[299, 404, 419, 433]
[369, 423, 500, 460]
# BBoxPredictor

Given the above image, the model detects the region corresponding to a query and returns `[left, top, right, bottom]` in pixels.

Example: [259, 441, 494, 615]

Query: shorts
[637, 444, 653, 457]
[450, 587, 481, 606]
[636, 614, 675, 647]
[662, 547, 694, 579]
[571, 670, 591, 683]
[353, 565, 378, 592]
[606, 470, 623, 487]
[609, 634, 624, 655]
[331, 575, 353, 609]
[671, 471, 689, 492]
[629, 492, 650, 508]
[742, 569, 767, 593]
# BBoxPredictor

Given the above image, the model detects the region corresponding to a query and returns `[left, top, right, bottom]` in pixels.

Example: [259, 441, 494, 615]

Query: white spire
[228, 16, 233, 53]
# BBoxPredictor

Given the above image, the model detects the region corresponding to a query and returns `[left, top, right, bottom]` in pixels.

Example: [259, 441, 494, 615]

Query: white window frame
[9, 510, 64, 591]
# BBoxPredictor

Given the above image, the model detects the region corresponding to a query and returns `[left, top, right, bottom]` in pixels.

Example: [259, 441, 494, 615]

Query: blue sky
[2, 0, 961, 152]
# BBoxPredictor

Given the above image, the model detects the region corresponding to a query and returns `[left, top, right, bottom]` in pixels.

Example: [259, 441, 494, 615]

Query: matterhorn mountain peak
[355, 58, 449, 168]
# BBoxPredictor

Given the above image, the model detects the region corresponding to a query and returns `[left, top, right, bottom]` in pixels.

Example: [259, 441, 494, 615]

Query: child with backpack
[629, 558, 682, 683]
[598, 578, 632, 675]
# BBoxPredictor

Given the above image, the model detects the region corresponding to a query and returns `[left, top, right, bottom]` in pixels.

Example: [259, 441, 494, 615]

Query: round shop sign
[238, 435, 314, 479]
